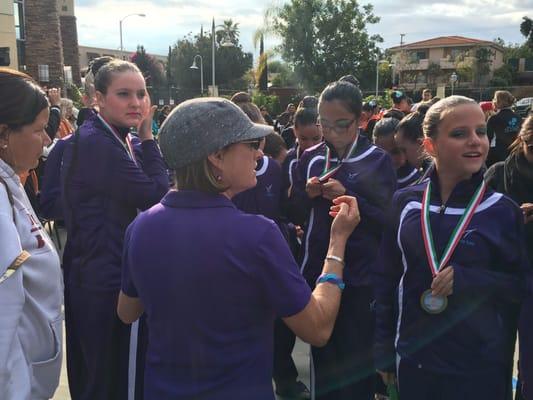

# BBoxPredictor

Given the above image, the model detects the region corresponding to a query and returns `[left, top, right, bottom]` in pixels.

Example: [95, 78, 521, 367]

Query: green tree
[495, 39, 533, 84]
[268, 60, 299, 87]
[166, 46, 172, 83]
[377, 60, 393, 91]
[266, 0, 382, 91]
[169, 30, 253, 93]
[489, 64, 514, 86]
[426, 62, 442, 88]
[473, 47, 494, 86]
[258, 34, 268, 92]
[216, 19, 240, 45]
[130, 45, 166, 87]
[520, 16, 533, 49]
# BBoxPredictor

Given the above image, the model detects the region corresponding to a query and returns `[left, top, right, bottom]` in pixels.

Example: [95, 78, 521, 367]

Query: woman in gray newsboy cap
[117, 97, 360, 400]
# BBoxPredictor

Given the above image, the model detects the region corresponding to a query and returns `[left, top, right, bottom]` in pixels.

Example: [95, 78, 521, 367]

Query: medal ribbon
[97, 115, 138, 166]
[318, 135, 358, 183]
[420, 180, 487, 277]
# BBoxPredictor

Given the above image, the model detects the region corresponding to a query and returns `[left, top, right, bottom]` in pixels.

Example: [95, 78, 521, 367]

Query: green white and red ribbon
[318, 136, 358, 183]
[98, 114, 137, 166]
[420, 180, 487, 277]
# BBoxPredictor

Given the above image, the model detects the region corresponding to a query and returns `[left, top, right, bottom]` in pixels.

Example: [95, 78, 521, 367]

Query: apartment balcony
[403, 58, 429, 71]
[440, 58, 455, 69]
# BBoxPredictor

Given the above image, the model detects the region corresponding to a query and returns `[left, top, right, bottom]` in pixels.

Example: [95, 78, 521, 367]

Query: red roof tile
[389, 36, 501, 51]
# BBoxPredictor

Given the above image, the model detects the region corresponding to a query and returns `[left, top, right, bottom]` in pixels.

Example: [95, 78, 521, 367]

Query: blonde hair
[60, 98, 73, 117]
[83, 70, 96, 102]
[493, 90, 515, 109]
[175, 158, 227, 193]
[509, 114, 533, 156]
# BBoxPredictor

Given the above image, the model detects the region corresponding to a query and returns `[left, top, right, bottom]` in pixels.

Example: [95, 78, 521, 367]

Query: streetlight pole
[210, 18, 234, 96]
[190, 55, 204, 95]
[450, 72, 458, 96]
[211, 18, 216, 95]
[119, 13, 146, 57]
[375, 59, 389, 97]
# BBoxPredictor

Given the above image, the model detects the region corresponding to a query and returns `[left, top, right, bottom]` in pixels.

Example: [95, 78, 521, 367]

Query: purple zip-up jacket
[374, 169, 530, 375]
[291, 134, 396, 287]
[233, 156, 282, 223]
[281, 145, 310, 227]
[60, 114, 169, 290]
[396, 163, 421, 189]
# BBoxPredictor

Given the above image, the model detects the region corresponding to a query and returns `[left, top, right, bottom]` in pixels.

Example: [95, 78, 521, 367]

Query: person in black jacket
[485, 115, 533, 400]
[45, 87, 61, 140]
[487, 91, 522, 166]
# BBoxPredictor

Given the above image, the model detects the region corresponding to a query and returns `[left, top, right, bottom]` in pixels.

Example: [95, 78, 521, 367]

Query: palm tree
[520, 16, 533, 50]
[216, 19, 240, 45]
[252, 5, 283, 90]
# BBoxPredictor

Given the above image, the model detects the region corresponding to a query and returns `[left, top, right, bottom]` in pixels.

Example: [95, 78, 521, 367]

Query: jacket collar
[428, 168, 486, 206]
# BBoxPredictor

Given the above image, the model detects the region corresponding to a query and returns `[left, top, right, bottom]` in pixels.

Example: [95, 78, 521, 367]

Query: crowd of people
[0, 55, 532, 400]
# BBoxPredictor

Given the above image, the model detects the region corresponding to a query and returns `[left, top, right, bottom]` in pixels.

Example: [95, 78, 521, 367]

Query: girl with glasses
[290, 79, 397, 399]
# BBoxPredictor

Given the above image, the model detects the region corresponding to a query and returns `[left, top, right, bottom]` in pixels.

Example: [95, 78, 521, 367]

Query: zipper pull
[439, 204, 446, 214]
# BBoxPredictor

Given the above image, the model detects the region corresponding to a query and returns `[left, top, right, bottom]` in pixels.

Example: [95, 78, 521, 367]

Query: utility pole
[398, 33, 406, 86]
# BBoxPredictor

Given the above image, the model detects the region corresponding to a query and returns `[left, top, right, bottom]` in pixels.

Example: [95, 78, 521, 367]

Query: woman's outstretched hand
[329, 195, 360, 241]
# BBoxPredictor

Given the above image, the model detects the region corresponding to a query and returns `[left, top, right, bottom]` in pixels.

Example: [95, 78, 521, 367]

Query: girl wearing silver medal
[374, 96, 530, 400]
[291, 79, 397, 400]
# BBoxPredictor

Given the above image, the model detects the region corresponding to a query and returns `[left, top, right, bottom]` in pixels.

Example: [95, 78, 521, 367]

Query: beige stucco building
[78, 45, 167, 73]
[389, 36, 505, 89]
[0, 0, 19, 69]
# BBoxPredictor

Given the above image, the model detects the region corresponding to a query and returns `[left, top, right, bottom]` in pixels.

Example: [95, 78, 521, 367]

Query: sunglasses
[239, 138, 263, 150]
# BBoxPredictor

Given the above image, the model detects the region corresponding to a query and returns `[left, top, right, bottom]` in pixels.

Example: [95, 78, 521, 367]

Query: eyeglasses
[317, 118, 356, 134]
[239, 138, 264, 150]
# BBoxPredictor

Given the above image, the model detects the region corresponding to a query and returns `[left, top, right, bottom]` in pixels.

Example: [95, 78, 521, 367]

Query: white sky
[75, 0, 533, 58]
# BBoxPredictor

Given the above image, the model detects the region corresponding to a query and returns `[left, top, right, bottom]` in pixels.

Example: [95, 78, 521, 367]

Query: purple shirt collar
[161, 190, 236, 209]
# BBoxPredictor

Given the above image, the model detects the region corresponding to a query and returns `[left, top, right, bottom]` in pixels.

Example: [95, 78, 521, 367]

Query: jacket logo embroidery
[27, 213, 45, 249]
[460, 229, 476, 246]
[348, 172, 359, 181]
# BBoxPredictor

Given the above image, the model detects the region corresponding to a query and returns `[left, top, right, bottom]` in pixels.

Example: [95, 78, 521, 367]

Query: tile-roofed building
[388, 35, 505, 89]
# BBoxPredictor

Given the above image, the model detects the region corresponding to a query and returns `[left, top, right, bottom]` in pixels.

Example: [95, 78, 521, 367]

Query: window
[525, 58, 533, 72]
[38, 64, 49, 82]
[64, 66, 73, 85]
[443, 48, 463, 61]
[13, 0, 25, 40]
[409, 50, 427, 63]
[62, 5, 67, 11]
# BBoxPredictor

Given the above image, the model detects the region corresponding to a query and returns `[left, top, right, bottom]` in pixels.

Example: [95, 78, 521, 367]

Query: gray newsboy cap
[159, 97, 273, 169]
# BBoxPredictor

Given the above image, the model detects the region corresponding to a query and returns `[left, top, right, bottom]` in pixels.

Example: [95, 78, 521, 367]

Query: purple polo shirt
[122, 190, 312, 399]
